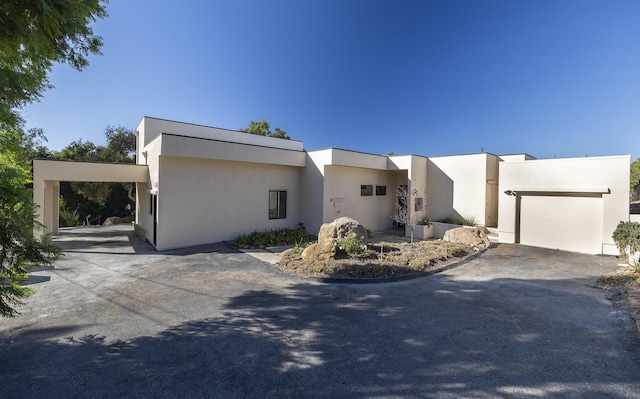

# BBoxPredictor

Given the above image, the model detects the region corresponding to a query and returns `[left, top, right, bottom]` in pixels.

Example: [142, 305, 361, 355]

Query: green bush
[235, 227, 316, 249]
[337, 235, 366, 256]
[417, 215, 431, 226]
[612, 221, 640, 268]
[59, 197, 80, 227]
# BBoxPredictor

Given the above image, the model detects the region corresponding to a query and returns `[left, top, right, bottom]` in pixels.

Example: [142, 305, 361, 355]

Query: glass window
[361, 185, 373, 196]
[414, 197, 423, 212]
[269, 190, 287, 219]
[375, 185, 386, 196]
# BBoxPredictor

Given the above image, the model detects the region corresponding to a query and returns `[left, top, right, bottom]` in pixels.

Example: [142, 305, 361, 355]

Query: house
[33, 117, 631, 255]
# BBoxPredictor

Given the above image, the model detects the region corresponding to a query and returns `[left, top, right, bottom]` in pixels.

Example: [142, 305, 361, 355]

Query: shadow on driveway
[1, 226, 639, 398]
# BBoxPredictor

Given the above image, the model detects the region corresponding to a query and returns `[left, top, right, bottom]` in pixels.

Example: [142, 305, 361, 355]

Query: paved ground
[1, 225, 640, 398]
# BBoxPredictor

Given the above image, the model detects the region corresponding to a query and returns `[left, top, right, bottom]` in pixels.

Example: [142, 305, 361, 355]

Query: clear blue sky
[23, 0, 640, 160]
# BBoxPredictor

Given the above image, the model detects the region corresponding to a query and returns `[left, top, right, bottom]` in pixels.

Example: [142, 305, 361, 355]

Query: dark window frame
[269, 190, 287, 219]
[361, 185, 373, 196]
[375, 185, 387, 196]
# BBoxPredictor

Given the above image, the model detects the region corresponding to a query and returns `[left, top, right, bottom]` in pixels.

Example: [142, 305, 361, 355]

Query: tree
[0, 128, 61, 316]
[391, 185, 426, 244]
[612, 221, 640, 268]
[0, 0, 108, 130]
[240, 120, 290, 139]
[0, 0, 107, 316]
[100, 125, 136, 163]
[54, 126, 137, 223]
[631, 157, 640, 201]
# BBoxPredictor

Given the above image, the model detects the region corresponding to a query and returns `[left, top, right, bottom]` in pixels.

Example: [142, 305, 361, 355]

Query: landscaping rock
[443, 227, 490, 249]
[301, 241, 337, 261]
[318, 217, 368, 245]
[103, 216, 127, 226]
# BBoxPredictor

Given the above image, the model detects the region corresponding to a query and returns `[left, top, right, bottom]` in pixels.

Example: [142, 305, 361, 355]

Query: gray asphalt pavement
[1, 225, 639, 398]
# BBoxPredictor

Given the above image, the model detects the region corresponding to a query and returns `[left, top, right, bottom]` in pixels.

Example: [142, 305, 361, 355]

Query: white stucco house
[33, 117, 631, 255]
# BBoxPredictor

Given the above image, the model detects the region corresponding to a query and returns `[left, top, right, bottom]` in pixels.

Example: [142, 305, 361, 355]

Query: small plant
[461, 215, 476, 227]
[366, 228, 374, 238]
[291, 238, 306, 254]
[336, 235, 366, 256]
[59, 196, 80, 227]
[435, 214, 476, 226]
[612, 221, 640, 269]
[417, 215, 431, 226]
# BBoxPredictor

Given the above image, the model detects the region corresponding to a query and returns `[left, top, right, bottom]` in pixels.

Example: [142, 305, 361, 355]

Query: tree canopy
[0, 0, 108, 316]
[240, 120, 290, 140]
[0, 0, 108, 130]
[54, 126, 136, 214]
[0, 128, 61, 316]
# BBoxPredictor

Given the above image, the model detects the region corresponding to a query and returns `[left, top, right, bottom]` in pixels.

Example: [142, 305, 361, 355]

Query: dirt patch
[596, 267, 640, 335]
[276, 239, 480, 279]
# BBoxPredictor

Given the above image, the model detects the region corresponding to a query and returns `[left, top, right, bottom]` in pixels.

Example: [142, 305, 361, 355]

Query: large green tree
[0, 0, 108, 316]
[0, 129, 60, 316]
[240, 120, 290, 139]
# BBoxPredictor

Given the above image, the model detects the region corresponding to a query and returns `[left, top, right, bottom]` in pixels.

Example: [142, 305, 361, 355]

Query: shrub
[235, 227, 316, 249]
[417, 215, 431, 226]
[612, 221, 640, 268]
[59, 197, 80, 227]
[434, 214, 476, 226]
[336, 235, 366, 256]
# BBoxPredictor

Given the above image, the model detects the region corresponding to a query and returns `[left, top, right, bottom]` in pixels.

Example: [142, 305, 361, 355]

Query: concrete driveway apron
[1, 225, 639, 398]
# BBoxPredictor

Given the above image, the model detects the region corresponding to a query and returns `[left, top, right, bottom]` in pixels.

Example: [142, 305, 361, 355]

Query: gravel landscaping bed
[276, 239, 480, 279]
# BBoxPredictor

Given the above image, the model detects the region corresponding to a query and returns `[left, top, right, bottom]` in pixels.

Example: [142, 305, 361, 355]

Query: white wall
[498, 155, 630, 255]
[137, 116, 303, 151]
[499, 154, 536, 162]
[300, 151, 331, 234]
[155, 156, 302, 250]
[428, 153, 493, 226]
[323, 165, 401, 232]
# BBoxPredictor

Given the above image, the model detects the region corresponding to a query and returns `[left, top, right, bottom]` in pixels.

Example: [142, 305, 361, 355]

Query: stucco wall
[428, 154, 490, 226]
[323, 165, 401, 232]
[155, 156, 302, 250]
[498, 155, 630, 255]
[300, 151, 331, 234]
[137, 116, 303, 151]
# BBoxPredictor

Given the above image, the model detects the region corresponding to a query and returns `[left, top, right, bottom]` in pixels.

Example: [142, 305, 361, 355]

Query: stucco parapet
[140, 116, 304, 151]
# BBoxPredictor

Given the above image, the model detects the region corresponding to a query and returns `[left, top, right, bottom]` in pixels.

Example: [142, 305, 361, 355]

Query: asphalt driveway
[1, 225, 640, 398]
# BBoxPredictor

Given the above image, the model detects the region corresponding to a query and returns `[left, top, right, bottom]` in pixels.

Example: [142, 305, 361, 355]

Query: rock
[443, 227, 490, 249]
[317, 217, 368, 245]
[103, 216, 127, 226]
[302, 241, 337, 261]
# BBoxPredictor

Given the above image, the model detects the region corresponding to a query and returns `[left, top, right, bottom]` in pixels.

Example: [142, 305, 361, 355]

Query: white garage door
[519, 195, 602, 254]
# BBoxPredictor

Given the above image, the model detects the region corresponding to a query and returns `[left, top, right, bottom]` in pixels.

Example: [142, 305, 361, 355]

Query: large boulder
[443, 227, 490, 249]
[103, 216, 127, 226]
[318, 217, 368, 245]
[301, 241, 337, 261]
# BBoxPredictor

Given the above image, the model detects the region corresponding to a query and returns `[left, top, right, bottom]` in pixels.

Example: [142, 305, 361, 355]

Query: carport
[32, 159, 149, 237]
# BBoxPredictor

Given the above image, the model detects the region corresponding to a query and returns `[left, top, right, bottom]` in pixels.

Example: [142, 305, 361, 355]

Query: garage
[518, 193, 603, 254]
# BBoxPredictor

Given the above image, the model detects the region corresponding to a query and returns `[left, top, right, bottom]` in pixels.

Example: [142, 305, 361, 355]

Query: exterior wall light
[504, 190, 517, 196]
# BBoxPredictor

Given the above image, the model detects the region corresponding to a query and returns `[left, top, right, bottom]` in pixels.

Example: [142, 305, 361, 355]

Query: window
[269, 190, 287, 219]
[375, 185, 386, 196]
[414, 197, 423, 212]
[361, 185, 373, 196]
